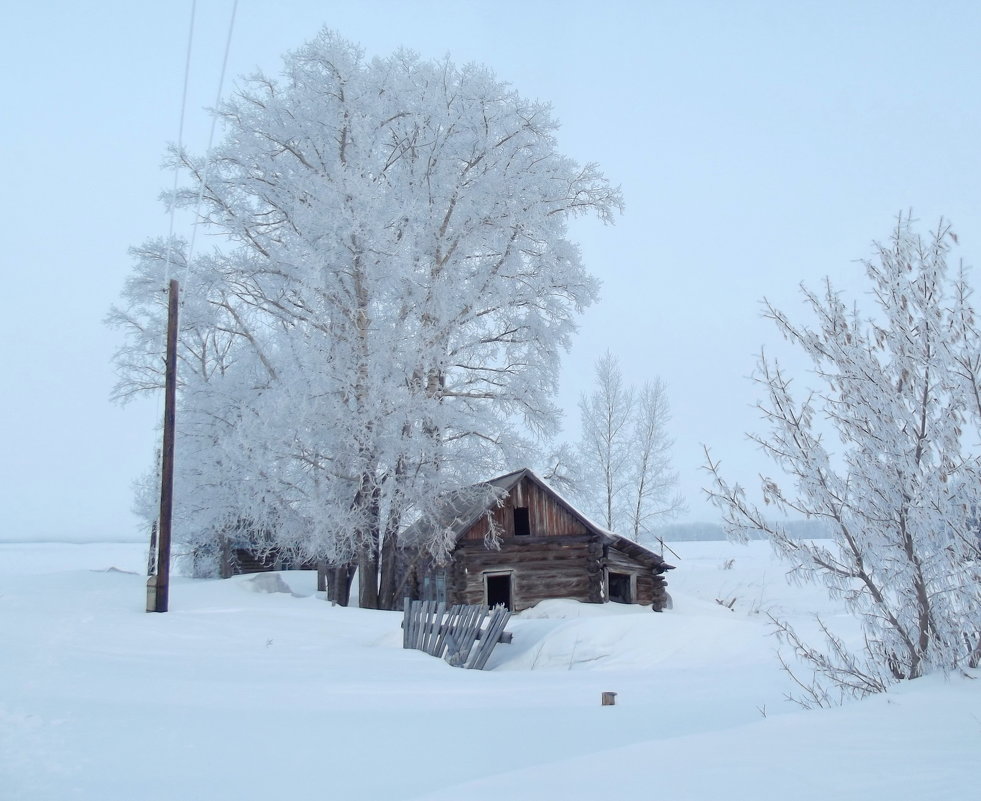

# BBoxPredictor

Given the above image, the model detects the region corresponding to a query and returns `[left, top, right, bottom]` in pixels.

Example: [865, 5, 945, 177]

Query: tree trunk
[219, 535, 233, 579]
[377, 532, 399, 610]
[358, 545, 379, 609]
[327, 562, 355, 606]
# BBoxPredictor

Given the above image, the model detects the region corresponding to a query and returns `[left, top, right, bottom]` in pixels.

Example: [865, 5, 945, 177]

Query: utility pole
[147, 279, 178, 613]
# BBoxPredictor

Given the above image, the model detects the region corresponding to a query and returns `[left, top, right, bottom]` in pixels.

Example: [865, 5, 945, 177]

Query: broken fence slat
[402, 597, 411, 649]
[433, 604, 462, 658]
[407, 600, 420, 650]
[477, 607, 512, 670]
[444, 631, 466, 667]
[419, 600, 435, 651]
[405, 600, 415, 649]
[419, 602, 430, 649]
[426, 602, 447, 655]
[457, 604, 487, 666]
[464, 610, 487, 667]
[467, 606, 512, 670]
[412, 600, 427, 650]
[444, 605, 479, 666]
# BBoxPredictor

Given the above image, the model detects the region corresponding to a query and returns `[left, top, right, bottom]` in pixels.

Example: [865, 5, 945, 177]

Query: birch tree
[576, 352, 683, 536]
[627, 378, 685, 537]
[578, 352, 634, 530]
[705, 215, 981, 703]
[110, 29, 622, 608]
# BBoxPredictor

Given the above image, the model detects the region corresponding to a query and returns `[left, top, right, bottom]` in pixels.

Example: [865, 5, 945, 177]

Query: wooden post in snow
[147, 279, 178, 613]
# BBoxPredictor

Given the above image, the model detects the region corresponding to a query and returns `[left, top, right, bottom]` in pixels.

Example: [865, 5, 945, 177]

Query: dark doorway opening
[513, 507, 531, 536]
[608, 572, 631, 604]
[486, 573, 512, 610]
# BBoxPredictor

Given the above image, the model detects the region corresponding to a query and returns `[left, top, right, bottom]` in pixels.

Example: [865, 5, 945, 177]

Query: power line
[184, 0, 238, 288]
[163, 0, 197, 286]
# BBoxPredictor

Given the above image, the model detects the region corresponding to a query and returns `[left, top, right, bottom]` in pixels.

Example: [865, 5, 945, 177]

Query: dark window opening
[609, 572, 631, 604]
[486, 574, 512, 610]
[513, 507, 531, 536]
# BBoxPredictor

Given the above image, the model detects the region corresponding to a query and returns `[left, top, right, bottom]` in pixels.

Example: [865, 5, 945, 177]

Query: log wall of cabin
[450, 536, 604, 611]
[408, 475, 673, 611]
[461, 477, 590, 543]
[605, 545, 649, 573]
[635, 573, 656, 605]
[604, 546, 661, 606]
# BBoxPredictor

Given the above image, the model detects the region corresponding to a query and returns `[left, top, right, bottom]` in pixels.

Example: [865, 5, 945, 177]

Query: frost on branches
[574, 352, 684, 538]
[108, 30, 622, 608]
[705, 216, 981, 704]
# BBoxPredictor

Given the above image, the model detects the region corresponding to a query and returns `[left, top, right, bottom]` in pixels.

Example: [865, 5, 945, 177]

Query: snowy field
[2, 540, 977, 800]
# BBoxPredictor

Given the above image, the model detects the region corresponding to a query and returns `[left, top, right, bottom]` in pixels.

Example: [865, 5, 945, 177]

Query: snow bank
[1, 540, 976, 801]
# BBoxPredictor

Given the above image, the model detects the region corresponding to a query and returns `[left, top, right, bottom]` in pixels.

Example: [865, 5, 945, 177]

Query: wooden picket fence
[402, 600, 511, 670]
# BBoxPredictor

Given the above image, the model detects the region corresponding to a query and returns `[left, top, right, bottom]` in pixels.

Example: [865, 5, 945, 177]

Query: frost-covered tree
[577, 352, 634, 530]
[628, 378, 685, 537]
[705, 216, 981, 703]
[575, 352, 683, 536]
[109, 30, 622, 608]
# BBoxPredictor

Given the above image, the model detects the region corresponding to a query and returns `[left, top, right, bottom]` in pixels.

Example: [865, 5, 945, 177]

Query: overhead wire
[150, 1, 198, 577]
[152, 1, 237, 572]
[163, 0, 197, 286]
[182, 0, 239, 295]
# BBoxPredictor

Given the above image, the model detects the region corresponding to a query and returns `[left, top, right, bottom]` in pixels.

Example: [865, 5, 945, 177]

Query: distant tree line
[654, 519, 831, 543]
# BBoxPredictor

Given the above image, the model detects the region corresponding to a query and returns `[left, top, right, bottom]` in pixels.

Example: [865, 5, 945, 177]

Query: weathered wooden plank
[444, 605, 480, 666]
[461, 476, 595, 542]
[432, 604, 462, 657]
[471, 607, 509, 669]
[454, 604, 486, 665]
[482, 607, 513, 668]
[474, 626, 513, 645]
[422, 600, 437, 651]
[417, 601, 431, 652]
[444, 631, 465, 667]
[425, 602, 447, 655]
[409, 601, 422, 648]
[464, 607, 497, 670]
[407, 601, 419, 649]
[404, 600, 416, 649]
[467, 606, 512, 670]
[412, 600, 429, 650]
[442, 611, 467, 664]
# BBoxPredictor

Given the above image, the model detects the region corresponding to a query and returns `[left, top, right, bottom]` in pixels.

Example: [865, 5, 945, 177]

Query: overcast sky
[3, 1, 980, 541]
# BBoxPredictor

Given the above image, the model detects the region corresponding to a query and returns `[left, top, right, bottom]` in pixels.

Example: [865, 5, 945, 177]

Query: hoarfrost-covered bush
[706, 215, 981, 704]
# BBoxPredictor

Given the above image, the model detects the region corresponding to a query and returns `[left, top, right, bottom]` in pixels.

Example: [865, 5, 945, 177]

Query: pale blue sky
[2, 1, 979, 540]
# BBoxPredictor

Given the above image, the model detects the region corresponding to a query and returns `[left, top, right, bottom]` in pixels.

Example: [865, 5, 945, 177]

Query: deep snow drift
[1, 540, 976, 800]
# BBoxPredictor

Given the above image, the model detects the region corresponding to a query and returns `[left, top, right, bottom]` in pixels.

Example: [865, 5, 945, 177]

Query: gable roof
[406, 467, 672, 569]
[401, 467, 527, 545]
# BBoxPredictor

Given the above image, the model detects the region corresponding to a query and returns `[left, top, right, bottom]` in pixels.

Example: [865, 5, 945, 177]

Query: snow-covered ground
[2, 540, 976, 800]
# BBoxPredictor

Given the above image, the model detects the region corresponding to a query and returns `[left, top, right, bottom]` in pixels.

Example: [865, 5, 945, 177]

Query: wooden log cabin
[399, 468, 674, 612]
